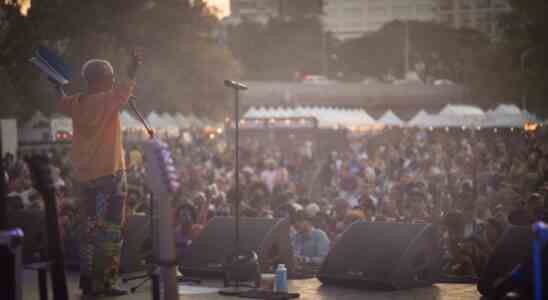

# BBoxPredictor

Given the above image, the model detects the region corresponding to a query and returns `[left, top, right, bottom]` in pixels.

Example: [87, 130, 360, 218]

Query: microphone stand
[0, 137, 5, 230]
[128, 96, 154, 139]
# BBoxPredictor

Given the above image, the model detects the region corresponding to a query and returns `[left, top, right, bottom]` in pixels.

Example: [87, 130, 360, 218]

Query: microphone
[224, 80, 248, 91]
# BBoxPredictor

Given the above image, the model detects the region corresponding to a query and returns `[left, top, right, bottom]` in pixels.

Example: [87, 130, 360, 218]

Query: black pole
[234, 88, 240, 250]
[0, 138, 5, 230]
[128, 97, 154, 139]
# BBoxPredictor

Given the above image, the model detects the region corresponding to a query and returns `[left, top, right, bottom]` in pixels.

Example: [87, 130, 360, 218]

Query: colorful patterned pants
[78, 171, 127, 293]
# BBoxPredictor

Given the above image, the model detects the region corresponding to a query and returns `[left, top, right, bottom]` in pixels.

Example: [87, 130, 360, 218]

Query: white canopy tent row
[243, 104, 545, 130]
[120, 111, 212, 133]
[377, 110, 404, 127]
[406, 104, 542, 129]
[438, 104, 485, 128]
[243, 106, 378, 129]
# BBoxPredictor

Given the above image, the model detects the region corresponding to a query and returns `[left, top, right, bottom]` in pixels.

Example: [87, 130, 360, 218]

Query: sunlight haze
[205, 0, 230, 18]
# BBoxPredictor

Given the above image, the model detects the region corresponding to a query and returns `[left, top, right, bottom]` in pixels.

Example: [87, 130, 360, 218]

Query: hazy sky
[205, 0, 230, 18]
[16, 0, 230, 18]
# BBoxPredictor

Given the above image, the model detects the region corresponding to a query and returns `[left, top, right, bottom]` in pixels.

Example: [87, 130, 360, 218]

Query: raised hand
[128, 48, 144, 80]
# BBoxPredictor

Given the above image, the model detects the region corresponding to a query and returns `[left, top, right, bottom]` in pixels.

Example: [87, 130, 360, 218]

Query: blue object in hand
[30, 46, 72, 85]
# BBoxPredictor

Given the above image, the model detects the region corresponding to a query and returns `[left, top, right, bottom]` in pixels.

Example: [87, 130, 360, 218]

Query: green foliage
[500, 0, 548, 114]
[0, 0, 240, 119]
[337, 20, 516, 103]
[228, 15, 336, 80]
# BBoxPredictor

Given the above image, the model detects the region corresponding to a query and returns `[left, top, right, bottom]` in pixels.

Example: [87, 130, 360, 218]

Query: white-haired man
[58, 52, 141, 297]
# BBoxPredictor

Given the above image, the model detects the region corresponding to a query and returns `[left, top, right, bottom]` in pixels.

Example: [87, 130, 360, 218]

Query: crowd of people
[3, 125, 548, 278]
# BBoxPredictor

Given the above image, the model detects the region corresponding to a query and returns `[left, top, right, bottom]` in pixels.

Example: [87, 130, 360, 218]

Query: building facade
[229, 0, 511, 40]
[229, 0, 280, 24]
[323, 0, 439, 40]
[438, 0, 511, 37]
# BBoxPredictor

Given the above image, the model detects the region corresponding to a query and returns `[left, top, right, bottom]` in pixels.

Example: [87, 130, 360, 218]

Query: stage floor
[22, 271, 481, 300]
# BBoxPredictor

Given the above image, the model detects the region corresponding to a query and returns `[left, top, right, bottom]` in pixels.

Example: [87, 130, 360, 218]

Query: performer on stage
[57, 51, 141, 296]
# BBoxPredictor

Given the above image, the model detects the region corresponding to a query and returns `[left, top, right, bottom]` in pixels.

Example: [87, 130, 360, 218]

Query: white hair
[81, 59, 114, 81]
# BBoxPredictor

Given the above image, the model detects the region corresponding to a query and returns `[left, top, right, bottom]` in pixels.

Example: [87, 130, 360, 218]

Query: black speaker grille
[318, 222, 439, 289]
[477, 226, 533, 296]
[180, 217, 283, 270]
[321, 222, 428, 278]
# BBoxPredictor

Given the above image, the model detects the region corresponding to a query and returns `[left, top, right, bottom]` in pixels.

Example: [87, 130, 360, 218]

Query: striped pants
[78, 171, 127, 293]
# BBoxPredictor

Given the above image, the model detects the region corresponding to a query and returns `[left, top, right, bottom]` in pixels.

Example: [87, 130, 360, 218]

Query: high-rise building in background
[229, 0, 280, 24]
[228, 0, 511, 40]
[438, 0, 511, 37]
[322, 0, 511, 40]
[228, 0, 322, 24]
[323, 0, 439, 40]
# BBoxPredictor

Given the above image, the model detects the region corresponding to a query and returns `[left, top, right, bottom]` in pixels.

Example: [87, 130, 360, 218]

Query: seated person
[291, 210, 330, 267]
[174, 204, 203, 259]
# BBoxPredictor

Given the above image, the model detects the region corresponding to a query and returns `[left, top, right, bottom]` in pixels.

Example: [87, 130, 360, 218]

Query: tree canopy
[337, 21, 516, 103]
[0, 0, 240, 119]
[500, 0, 548, 114]
[227, 15, 337, 81]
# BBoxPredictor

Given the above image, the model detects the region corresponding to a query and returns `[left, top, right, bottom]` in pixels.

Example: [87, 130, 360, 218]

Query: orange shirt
[59, 81, 135, 182]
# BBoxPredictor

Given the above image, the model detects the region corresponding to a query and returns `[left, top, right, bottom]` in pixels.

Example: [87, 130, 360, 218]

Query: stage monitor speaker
[120, 215, 150, 274]
[0, 229, 24, 300]
[477, 225, 533, 296]
[318, 222, 440, 290]
[179, 217, 293, 278]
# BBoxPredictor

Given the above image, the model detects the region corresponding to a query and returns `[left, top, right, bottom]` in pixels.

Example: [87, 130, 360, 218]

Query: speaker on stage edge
[178, 217, 294, 278]
[318, 222, 441, 290]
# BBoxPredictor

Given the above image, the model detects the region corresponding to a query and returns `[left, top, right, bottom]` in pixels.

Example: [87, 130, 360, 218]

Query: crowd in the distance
[3, 126, 548, 278]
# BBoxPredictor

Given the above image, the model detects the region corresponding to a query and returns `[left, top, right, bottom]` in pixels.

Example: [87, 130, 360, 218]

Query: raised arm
[109, 49, 143, 108]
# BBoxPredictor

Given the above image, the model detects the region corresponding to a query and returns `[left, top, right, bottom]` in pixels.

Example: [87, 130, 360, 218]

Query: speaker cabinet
[179, 217, 293, 278]
[318, 222, 440, 290]
[477, 226, 533, 296]
[0, 229, 24, 300]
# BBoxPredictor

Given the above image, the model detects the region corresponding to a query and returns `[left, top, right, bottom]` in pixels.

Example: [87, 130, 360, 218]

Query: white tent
[120, 110, 141, 129]
[243, 106, 378, 129]
[174, 113, 191, 129]
[357, 109, 377, 127]
[186, 114, 205, 128]
[24, 111, 50, 129]
[244, 107, 259, 118]
[50, 114, 73, 133]
[407, 110, 431, 128]
[147, 111, 166, 129]
[438, 104, 485, 127]
[160, 113, 179, 130]
[483, 104, 527, 128]
[377, 110, 404, 127]
[254, 107, 268, 118]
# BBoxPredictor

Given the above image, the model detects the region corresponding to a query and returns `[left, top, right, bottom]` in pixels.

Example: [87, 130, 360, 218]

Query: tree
[337, 21, 513, 102]
[227, 15, 336, 80]
[500, 0, 548, 115]
[0, 0, 240, 119]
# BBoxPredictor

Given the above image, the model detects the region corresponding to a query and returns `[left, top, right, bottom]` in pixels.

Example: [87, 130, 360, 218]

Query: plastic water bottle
[274, 264, 288, 293]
